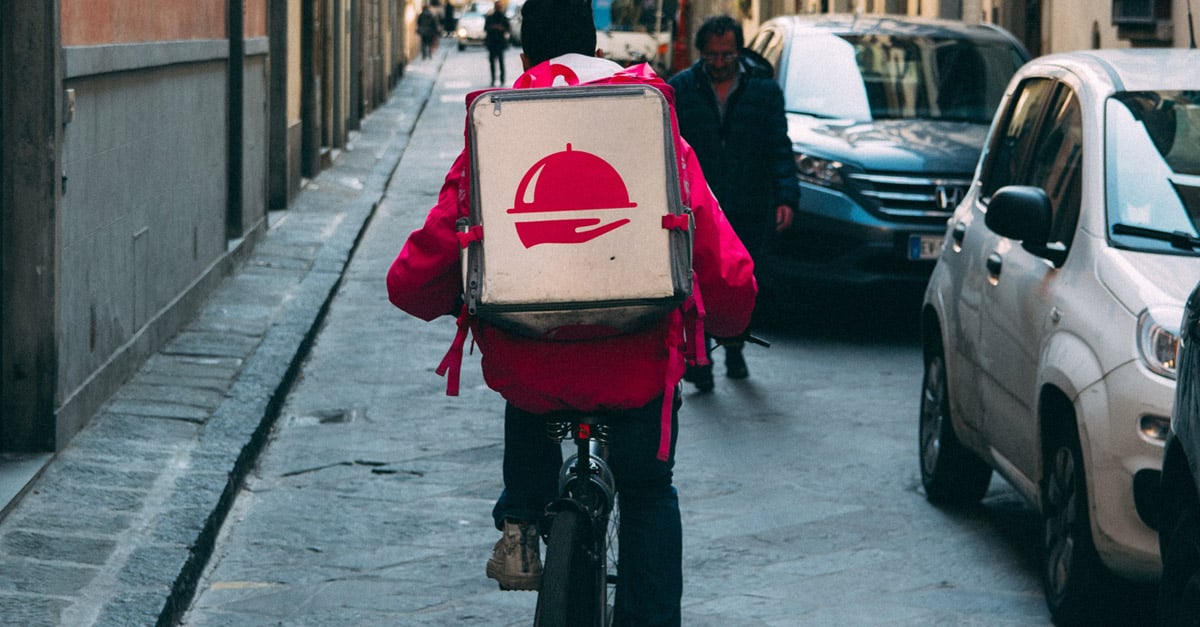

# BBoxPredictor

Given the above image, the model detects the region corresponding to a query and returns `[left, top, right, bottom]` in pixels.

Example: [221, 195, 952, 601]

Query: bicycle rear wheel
[534, 509, 604, 627]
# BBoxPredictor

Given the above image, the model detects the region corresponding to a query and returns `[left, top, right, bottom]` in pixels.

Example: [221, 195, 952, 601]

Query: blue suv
[746, 15, 1028, 302]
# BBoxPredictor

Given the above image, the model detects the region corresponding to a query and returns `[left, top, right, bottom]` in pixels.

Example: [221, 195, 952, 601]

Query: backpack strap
[682, 275, 707, 366]
[658, 341, 682, 462]
[436, 305, 473, 396]
[657, 275, 705, 461]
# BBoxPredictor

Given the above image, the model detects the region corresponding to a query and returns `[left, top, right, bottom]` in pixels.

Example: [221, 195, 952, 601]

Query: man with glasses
[669, 14, 797, 391]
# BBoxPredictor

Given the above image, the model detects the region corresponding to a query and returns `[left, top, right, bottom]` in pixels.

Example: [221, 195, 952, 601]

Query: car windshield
[782, 31, 1024, 123]
[592, 0, 675, 32]
[465, 2, 492, 17]
[1106, 90, 1200, 254]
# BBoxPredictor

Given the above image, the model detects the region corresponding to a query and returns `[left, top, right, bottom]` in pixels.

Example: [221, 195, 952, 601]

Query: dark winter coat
[667, 49, 798, 255]
[484, 10, 510, 52]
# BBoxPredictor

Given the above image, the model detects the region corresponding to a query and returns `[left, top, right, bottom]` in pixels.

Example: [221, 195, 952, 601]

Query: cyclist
[385, 0, 756, 623]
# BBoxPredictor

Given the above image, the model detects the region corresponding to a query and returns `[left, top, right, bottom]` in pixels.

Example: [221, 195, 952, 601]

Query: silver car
[455, 2, 493, 50]
[919, 49, 1200, 623]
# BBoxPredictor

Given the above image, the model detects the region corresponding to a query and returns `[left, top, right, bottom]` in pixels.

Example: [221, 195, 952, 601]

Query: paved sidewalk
[0, 50, 445, 627]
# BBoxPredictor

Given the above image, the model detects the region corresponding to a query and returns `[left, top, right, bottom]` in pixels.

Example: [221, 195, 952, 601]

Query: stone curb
[0, 52, 445, 627]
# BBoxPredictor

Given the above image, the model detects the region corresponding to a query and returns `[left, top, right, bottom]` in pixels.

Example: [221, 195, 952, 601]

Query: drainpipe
[228, 0, 246, 238]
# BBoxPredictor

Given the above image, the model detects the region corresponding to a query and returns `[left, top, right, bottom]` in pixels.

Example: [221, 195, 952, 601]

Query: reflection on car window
[595, 0, 673, 32]
[1029, 87, 1083, 248]
[980, 77, 1056, 198]
[1107, 92, 1200, 255]
[783, 34, 871, 120]
[783, 32, 1022, 123]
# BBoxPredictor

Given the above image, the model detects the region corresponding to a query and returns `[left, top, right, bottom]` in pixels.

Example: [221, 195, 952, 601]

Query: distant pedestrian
[668, 14, 798, 390]
[443, 1, 457, 36]
[484, 1, 511, 86]
[417, 4, 439, 59]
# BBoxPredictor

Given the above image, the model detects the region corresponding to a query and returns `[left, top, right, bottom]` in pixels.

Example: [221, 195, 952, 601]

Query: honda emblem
[935, 185, 963, 212]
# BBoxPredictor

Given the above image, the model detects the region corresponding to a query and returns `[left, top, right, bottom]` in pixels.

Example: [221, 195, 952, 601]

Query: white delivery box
[462, 84, 692, 340]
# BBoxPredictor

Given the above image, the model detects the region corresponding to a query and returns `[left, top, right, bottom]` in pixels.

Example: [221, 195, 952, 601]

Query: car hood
[786, 114, 988, 173]
[1096, 245, 1200, 319]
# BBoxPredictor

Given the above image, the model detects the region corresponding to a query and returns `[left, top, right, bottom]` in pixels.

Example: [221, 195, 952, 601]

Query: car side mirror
[985, 185, 1067, 266]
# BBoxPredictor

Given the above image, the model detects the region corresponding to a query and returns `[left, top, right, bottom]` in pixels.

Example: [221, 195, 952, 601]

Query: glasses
[701, 51, 738, 63]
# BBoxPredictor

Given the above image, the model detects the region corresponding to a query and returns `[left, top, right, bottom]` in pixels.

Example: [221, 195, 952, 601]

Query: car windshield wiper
[787, 109, 843, 120]
[1112, 223, 1200, 250]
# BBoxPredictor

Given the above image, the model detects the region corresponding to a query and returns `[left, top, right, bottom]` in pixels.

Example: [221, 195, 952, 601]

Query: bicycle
[531, 335, 769, 626]
[533, 412, 619, 627]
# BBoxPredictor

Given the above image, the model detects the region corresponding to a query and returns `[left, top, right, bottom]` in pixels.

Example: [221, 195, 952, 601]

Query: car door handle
[952, 221, 967, 245]
[986, 252, 1002, 277]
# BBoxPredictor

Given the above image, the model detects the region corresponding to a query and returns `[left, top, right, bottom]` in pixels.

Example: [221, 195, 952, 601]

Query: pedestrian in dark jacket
[484, 2, 511, 86]
[442, 1, 457, 35]
[668, 14, 798, 390]
[417, 5, 440, 59]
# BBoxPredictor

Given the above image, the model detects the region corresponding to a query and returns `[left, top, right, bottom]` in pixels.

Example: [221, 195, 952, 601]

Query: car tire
[1041, 423, 1109, 625]
[458, 41, 466, 51]
[1158, 493, 1200, 624]
[918, 347, 992, 504]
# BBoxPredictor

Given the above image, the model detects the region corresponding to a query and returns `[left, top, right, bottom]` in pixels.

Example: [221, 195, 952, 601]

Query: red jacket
[387, 55, 755, 453]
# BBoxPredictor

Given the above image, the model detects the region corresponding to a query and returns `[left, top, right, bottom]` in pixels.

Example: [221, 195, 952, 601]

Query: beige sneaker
[486, 520, 542, 591]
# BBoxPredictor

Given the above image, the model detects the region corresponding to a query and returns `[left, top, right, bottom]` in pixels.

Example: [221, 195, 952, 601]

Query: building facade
[0, 0, 415, 460]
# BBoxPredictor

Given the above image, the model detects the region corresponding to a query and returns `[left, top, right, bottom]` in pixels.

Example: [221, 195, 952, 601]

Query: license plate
[908, 234, 942, 260]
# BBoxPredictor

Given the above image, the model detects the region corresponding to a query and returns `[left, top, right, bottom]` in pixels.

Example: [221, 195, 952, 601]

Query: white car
[455, 2, 493, 50]
[918, 49, 1200, 623]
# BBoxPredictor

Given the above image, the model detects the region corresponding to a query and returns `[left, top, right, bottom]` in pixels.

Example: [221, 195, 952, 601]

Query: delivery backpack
[459, 84, 693, 340]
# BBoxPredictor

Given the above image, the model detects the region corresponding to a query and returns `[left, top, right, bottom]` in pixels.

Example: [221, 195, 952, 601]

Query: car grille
[846, 173, 972, 220]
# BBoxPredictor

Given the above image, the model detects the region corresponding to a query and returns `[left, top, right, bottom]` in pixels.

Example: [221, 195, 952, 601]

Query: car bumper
[758, 182, 945, 297]
[1080, 359, 1171, 580]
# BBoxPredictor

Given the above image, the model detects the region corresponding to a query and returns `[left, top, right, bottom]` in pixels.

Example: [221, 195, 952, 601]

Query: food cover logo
[508, 144, 635, 248]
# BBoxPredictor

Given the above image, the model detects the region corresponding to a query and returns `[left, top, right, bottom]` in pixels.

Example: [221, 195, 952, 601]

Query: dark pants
[493, 395, 683, 627]
[487, 46, 506, 84]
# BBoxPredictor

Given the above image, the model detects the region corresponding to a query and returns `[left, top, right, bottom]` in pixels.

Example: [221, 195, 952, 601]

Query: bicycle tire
[605, 503, 618, 619]
[534, 509, 603, 627]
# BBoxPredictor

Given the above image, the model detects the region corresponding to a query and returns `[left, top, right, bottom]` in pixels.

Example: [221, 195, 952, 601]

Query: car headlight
[1138, 307, 1181, 379]
[456, 27, 467, 37]
[794, 152, 844, 187]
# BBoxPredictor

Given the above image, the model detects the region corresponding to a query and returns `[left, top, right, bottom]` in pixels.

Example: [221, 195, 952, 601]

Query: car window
[1107, 91, 1200, 255]
[979, 78, 1082, 248]
[1028, 87, 1083, 247]
[783, 33, 872, 120]
[781, 31, 1022, 123]
[979, 77, 1057, 199]
[757, 29, 785, 68]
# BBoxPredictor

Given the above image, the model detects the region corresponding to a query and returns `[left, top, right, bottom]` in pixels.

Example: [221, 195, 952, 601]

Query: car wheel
[918, 348, 992, 504]
[1042, 425, 1107, 624]
[458, 42, 466, 51]
[1159, 500, 1200, 625]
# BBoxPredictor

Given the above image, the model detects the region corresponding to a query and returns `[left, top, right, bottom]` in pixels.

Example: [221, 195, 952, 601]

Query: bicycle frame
[534, 414, 617, 627]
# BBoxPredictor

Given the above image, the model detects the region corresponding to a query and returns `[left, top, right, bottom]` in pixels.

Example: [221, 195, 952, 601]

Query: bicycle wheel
[604, 503, 618, 622]
[534, 509, 603, 627]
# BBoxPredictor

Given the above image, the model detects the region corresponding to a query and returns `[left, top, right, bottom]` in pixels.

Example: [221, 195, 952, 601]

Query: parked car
[745, 15, 1028, 303]
[1161, 277, 1200, 622]
[455, 2, 492, 50]
[918, 49, 1200, 623]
